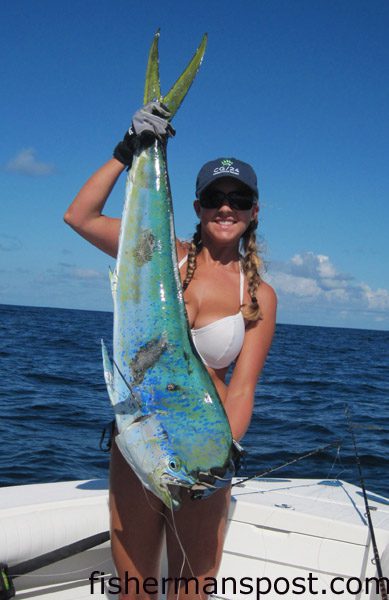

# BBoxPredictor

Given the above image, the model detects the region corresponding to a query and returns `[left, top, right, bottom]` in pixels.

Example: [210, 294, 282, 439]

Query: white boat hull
[1, 478, 388, 599]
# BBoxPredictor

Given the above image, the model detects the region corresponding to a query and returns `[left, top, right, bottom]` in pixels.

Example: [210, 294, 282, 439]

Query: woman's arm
[64, 104, 175, 257]
[225, 281, 277, 441]
[64, 158, 124, 258]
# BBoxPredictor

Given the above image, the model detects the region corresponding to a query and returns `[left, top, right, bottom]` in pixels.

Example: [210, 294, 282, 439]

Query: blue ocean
[0, 303, 388, 497]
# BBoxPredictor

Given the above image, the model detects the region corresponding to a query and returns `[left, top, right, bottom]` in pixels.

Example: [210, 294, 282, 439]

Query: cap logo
[213, 158, 239, 177]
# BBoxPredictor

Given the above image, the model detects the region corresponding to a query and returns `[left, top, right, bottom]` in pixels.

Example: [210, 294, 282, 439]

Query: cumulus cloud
[5, 148, 54, 176]
[360, 284, 389, 310]
[266, 252, 389, 317]
[268, 272, 321, 298]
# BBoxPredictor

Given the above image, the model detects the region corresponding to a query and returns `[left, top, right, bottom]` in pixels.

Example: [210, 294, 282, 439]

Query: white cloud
[360, 284, 389, 310]
[266, 252, 389, 319]
[267, 272, 321, 298]
[287, 252, 352, 287]
[5, 148, 54, 176]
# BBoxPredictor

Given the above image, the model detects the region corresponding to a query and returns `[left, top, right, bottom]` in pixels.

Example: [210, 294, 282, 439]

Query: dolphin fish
[102, 31, 234, 510]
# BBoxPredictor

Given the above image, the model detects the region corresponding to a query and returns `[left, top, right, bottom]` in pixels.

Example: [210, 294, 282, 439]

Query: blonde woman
[65, 103, 277, 600]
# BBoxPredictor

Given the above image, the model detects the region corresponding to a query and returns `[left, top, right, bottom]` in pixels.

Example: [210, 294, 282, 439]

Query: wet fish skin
[102, 33, 234, 510]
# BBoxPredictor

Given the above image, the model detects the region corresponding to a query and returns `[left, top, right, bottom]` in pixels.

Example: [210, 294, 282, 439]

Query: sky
[1, 0, 388, 330]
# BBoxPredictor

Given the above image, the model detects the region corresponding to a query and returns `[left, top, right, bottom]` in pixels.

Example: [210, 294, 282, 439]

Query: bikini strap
[178, 255, 188, 268]
[239, 264, 244, 305]
[180, 253, 244, 303]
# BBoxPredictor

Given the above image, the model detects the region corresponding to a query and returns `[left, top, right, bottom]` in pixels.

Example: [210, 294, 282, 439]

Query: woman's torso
[177, 244, 247, 392]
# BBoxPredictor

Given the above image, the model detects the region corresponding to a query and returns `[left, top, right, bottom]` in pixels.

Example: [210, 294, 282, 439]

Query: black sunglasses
[199, 188, 256, 211]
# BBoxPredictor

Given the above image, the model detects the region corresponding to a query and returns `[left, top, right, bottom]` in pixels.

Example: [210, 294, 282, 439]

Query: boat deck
[1, 478, 388, 599]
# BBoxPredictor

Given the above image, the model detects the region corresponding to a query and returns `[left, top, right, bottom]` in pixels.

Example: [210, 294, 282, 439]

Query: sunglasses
[199, 189, 256, 211]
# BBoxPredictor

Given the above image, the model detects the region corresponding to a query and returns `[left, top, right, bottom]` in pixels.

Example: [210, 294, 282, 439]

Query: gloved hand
[113, 102, 175, 167]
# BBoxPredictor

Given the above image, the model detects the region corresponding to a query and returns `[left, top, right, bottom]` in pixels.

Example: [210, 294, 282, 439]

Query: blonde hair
[182, 219, 263, 322]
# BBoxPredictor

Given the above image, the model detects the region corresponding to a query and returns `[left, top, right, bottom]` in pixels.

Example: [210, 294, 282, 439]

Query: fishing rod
[0, 531, 110, 600]
[232, 439, 342, 487]
[345, 404, 388, 600]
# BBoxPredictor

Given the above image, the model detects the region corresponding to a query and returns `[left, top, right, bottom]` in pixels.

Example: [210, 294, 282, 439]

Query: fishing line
[111, 353, 216, 599]
[168, 505, 207, 600]
[310, 445, 347, 587]
[345, 404, 388, 600]
[113, 351, 206, 600]
[111, 357, 199, 599]
[235, 439, 352, 595]
[328, 447, 348, 482]
[323, 443, 344, 481]
[169, 505, 187, 600]
[232, 439, 343, 487]
[140, 485, 202, 600]
[112, 358, 142, 409]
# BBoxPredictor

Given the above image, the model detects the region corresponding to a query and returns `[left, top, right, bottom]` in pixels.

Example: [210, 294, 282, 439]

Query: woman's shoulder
[257, 279, 277, 317]
[258, 279, 277, 302]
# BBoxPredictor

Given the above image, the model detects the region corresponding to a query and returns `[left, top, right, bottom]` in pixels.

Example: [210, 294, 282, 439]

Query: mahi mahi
[102, 31, 234, 510]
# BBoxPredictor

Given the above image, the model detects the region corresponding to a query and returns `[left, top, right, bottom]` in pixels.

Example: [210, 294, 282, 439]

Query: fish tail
[143, 30, 207, 118]
[143, 29, 161, 104]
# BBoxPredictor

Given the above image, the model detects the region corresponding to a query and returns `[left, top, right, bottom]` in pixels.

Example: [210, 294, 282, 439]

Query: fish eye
[169, 458, 181, 471]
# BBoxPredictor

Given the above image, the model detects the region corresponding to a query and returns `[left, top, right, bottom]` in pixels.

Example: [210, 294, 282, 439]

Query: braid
[183, 220, 263, 322]
[182, 223, 202, 291]
[240, 219, 263, 321]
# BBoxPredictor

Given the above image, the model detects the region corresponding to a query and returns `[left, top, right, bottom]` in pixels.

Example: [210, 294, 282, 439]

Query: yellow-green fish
[102, 31, 234, 510]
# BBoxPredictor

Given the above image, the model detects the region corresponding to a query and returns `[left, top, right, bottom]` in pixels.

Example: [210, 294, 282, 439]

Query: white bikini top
[179, 255, 246, 369]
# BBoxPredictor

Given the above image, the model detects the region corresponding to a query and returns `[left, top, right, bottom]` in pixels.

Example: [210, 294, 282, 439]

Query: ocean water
[0, 303, 388, 497]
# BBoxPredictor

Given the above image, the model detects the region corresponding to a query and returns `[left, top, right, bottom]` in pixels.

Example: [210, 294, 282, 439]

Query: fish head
[155, 454, 199, 510]
[115, 416, 199, 510]
[114, 387, 237, 510]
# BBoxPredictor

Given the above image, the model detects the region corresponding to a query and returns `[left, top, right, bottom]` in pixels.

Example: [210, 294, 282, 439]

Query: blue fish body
[102, 34, 234, 510]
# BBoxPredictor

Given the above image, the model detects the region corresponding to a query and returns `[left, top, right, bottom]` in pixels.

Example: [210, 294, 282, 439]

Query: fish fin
[144, 29, 162, 104]
[162, 33, 207, 118]
[109, 267, 118, 298]
[111, 358, 145, 414]
[101, 339, 117, 406]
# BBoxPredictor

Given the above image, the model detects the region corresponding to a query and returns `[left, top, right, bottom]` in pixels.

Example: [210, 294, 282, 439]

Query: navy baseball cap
[196, 158, 258, 199]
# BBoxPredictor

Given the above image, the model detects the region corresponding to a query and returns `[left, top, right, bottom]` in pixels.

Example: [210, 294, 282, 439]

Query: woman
[64, 103, 277, 600]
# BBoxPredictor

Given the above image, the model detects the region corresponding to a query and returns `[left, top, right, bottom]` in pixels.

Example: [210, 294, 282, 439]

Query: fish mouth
[160, 472, 196, 487]
[190, 464, 234, 499]
[155, 475, 186, 511]
[165, 484, 183, 511]
[161, 461, 234, 503]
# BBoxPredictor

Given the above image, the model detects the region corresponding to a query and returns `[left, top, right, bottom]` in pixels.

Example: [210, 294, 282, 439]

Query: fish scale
[102, 32, 234, 510]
